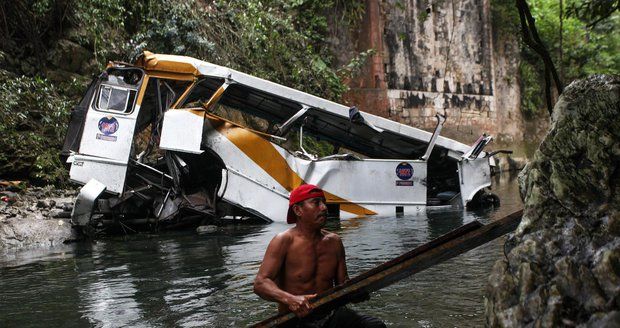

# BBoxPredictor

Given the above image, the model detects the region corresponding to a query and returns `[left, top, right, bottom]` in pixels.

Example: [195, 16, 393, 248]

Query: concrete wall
[332, 0, 525, 144]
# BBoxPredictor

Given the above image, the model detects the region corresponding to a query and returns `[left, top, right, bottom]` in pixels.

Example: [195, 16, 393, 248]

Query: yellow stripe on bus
[135, 76, 150, 106]
[207, 116, 376, 217]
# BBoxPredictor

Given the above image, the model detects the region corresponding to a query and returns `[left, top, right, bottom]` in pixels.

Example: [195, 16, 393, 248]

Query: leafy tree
[516, 0, 564, 116]
[0, 70, 73, 183]
[531, 0, 619, 77]
[511, 0, 619, 117]
[567, 0, 620, 27]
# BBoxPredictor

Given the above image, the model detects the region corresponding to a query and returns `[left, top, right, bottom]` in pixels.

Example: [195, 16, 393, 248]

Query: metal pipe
[276, 105, 310, 136]
[421, 113, 446, 161]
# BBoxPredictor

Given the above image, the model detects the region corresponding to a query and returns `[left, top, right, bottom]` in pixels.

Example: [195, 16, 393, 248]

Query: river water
[0, 173, 522, 327]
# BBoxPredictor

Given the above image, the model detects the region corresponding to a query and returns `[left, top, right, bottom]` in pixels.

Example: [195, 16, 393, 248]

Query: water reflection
[79, 264, 148, 327]
[426, 209, 466, 238]
[0, 174, 522, 327]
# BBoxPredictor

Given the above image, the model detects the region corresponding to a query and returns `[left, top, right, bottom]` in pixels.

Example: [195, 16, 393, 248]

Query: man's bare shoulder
[264, 229, 295, 253]
[273, 228, 295, 243]
[320, 230, 343, 243]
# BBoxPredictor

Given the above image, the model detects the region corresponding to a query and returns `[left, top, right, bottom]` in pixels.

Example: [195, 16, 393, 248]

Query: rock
[591, 246, 620, 300]
[584, 311, 620, 328]
[36, 199, 54, 209]
[0, 216, 77, 250]
[61, 202, 73, 212]
[0, 190, 17, 197]
[486, 75, 620, 326]
[496, 156, 528, 173]
[47, 39, 92, 74]
[44, 69, 84, 85]
[0, 185, 80, 251]
[49, 197, 74, 208]
[49, 209, 72, 219]
[81, 57, 101, 76]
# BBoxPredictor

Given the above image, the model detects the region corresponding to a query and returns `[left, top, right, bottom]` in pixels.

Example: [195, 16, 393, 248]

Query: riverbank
[0, 184, 79, 251]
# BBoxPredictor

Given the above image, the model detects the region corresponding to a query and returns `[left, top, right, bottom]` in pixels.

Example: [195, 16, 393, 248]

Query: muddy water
[0, 173, 522, 327]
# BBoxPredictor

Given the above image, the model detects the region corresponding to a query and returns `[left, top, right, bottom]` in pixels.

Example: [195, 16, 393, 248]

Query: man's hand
[286, 294, 316, 318]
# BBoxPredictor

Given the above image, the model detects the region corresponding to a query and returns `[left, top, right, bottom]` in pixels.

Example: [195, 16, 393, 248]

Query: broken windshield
[94, 68, 143, 114]
[98, 85, 133, 112]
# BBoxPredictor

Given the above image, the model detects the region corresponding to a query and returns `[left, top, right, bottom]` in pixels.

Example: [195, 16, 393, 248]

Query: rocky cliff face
[485, 75, 620, 327]
[331, 0, 526, 144]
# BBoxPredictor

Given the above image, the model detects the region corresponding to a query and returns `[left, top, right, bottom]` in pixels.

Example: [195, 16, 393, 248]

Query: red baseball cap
[287, 184, 325, 224]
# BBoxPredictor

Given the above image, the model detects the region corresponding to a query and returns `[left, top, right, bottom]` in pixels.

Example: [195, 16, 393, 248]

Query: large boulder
[486, 75, 620, 327]
[0, 215, 75, 250]
[46, 39, 93, 74]
[0, 186, 78, 251]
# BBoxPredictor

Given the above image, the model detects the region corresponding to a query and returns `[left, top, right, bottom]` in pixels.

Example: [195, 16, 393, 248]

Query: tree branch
[0, 4, 8, 41]
[586, 3, 620, 27]
[544, 66, 552, 117]
[516, 0, 564, 116]
[521, 0, 563, 94]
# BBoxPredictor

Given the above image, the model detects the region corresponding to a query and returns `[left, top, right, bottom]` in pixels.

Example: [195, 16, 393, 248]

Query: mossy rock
[487, 75, 620, 327]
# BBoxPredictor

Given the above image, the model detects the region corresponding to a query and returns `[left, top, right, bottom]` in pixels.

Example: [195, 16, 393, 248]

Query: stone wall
[331, 0, 526, 144]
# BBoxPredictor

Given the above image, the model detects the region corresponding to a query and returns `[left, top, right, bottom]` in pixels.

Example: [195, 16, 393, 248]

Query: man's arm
[334, 234, 370, 303]
[335, 235, 349, 285]
[253, 233, 315, 317]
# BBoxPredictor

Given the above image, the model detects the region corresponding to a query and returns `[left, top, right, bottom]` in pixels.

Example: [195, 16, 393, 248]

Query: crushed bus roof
[131, 52, 470, 159]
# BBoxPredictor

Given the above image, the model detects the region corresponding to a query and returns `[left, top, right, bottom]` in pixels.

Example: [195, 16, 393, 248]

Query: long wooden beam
[251, 209, 523, 327]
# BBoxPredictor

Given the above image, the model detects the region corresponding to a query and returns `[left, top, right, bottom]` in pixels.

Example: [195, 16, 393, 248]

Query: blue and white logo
[395, 162, 413, 180]
[98, 116, 119, 135]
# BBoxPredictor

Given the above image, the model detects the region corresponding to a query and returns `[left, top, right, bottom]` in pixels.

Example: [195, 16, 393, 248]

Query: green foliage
[528, 0, 619, 79]
[31, 151, 68, 184]
[67, 0, 366, 99]
[126, 0, 215, 58]
[518, 62, 544, 118]
[197, 0, 359, 100]
[71, 0, 127, 66]
[418, 10, 430, 22]
[302, 135, 335, 158]
[0, 0, 70, 74]
[395, 1, 406, 11]
[493, 0, 619, 117]
[285, 131, 335, 158]
[0, 70, 72, 184]
[491, 0, 521, 36]
[2, 0, 368, 99]
[338, 49, 377, 78]
[567, 0, 620, 27]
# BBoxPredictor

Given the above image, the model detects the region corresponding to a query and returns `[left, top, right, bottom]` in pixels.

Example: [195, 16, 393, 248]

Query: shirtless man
[253, 184, 385, 328]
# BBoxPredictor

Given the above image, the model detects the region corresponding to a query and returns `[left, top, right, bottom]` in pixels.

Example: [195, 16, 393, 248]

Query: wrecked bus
[61, 52, 498, 232]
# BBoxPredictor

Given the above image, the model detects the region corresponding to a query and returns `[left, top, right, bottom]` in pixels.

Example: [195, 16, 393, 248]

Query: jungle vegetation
[493, 0, 619, 117]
